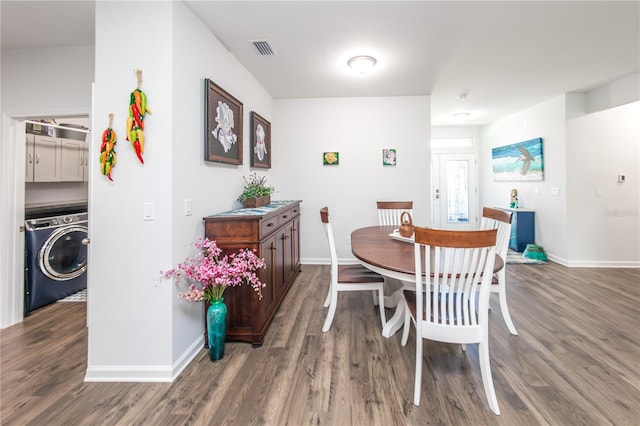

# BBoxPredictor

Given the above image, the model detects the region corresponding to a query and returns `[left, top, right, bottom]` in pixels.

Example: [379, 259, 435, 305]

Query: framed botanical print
[383, 148, 397, 165]
[323, 152, 339, 165]
[250, 111, 271, 169]
[204, 78, 243, 165]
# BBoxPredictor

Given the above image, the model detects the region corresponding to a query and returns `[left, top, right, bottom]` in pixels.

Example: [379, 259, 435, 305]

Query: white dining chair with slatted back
[374, 201, 415, 307]
[401, 226, 501, 415]
[376, 201, 414, 226]
[320, 207, 386, 332]
[481, 207, 518, 335]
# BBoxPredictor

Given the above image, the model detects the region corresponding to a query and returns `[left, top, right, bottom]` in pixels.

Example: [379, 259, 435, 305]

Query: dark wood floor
[2, 262, 639, 425]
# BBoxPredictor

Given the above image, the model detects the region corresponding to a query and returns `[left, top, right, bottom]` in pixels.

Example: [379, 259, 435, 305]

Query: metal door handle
[81, 238, 91, 246]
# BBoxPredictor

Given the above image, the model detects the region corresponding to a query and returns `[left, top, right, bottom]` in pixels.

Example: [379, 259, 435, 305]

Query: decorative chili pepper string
[126, 68, 152, 164]
[99, 113, 117, 181]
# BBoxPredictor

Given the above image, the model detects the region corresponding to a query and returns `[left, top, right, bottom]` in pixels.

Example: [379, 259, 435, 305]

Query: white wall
[566, 101, 640, 266]
[170, 1, 275, 362]
[273, 96, 430, 263]
[479, 87, 639, 266]
[87, 1, 277, 381]
[1, 45, 94, 117]
[479, 96, 568, 260]
[88, 0, 176, 380]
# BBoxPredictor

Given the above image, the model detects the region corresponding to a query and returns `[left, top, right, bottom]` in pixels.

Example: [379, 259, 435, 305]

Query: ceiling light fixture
[452, 112, 471, 119]
[347, 55, 377, 74]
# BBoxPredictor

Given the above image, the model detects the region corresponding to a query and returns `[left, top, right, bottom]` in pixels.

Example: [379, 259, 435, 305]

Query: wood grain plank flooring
[1, 262, 639, 425]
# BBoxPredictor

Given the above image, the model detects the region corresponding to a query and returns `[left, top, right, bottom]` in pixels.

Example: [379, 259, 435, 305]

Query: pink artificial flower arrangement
[163, 238, 266, 303]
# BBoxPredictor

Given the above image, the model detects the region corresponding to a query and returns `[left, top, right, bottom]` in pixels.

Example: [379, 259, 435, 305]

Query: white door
[432, 153, 478, 230]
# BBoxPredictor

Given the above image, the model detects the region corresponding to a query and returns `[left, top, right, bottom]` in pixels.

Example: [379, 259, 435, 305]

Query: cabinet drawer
[279, 206, 300, 223]
[260, 216, 279, 237]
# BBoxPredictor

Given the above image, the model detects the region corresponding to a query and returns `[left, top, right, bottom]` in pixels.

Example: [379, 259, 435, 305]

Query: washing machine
[24, 212, 88, 314]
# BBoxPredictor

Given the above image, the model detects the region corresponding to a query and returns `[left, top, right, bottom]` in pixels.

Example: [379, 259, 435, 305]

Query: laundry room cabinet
[203, 200, 302, 347]
[60, 137, 86, 181]
[25, 134, 61, 182]
[25, 134, 89, 182]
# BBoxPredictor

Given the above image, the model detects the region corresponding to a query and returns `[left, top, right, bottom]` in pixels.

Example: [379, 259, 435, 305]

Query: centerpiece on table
[237, 172, 275, 208]
[162, 238, 266, 361]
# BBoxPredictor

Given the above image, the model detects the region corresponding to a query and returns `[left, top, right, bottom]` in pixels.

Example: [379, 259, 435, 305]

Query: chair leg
[413, 335, 423, 406]
[478, 341, 500, 415]
[377, 287, 386, 329]
[401, 305, 411, 346]
[323, 282, 331, 308]
[372, 289, 379, 306]
[497, 270, 518, 335]
[322, 288, 339, 332]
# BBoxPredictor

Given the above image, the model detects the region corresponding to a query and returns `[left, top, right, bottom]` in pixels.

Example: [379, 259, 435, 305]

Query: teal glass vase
[207, 299, 227, 361]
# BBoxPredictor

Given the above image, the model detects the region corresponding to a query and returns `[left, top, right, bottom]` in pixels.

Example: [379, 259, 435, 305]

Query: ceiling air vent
[251, 40, 276, 56]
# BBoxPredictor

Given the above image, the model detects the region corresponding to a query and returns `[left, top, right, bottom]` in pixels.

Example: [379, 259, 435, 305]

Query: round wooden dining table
[350, 225, 504, 338]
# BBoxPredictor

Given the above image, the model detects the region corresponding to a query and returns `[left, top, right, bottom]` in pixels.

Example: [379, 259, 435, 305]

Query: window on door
[445, 159, 470, 223]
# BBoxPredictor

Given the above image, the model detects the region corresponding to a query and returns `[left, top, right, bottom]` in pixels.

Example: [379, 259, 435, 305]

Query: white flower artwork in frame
[250, 111, 271, 169]
[383, 148, 397, 166]
[204, 78, 243, 165]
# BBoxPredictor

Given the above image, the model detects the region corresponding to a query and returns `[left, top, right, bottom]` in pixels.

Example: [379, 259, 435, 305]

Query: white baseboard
[301, 257, 359, 265]
[84, 335, 204, 382]
[564, 259, 640, 268]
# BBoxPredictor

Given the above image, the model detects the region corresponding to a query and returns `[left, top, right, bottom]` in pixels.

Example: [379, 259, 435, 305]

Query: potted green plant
[237, 172, 275, 208]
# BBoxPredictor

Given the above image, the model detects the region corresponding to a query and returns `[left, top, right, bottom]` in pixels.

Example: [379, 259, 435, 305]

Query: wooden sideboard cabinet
[203, 200, 301, 347]
[496, 207, 535, 252]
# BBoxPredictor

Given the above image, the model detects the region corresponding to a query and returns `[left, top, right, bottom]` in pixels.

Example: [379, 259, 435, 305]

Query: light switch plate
[550, 187, 560, 196]
[184, 199, 193, 216]
[143, 202, 154, 221]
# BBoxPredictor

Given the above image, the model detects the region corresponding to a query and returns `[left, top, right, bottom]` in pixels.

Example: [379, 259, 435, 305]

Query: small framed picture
[323, 152, 339, 165]
[250, 112, 271, 169]
[204, 78, 243, 165]
[383, 148, 397, 166]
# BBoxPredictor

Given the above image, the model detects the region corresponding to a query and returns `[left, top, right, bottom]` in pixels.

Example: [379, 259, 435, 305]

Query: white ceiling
[2, 1, 638, 125]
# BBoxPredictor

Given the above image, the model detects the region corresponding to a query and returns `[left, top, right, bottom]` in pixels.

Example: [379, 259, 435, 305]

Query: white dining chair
[376, 201, 414, 226]
[401, 226, 500, 415]
[320, 207, 386, 332]
[481, 207, 518, 335]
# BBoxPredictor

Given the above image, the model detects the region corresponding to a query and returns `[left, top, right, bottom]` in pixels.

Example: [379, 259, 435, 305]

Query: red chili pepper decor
[99, 113, 117, 181]
[126, 69, 151, 164]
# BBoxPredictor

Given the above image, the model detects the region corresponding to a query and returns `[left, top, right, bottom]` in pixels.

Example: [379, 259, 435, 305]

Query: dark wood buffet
[203, 200, 301, 347]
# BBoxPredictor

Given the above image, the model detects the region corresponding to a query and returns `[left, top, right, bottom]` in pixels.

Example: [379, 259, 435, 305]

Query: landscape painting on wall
[492, 137, 544, 181]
